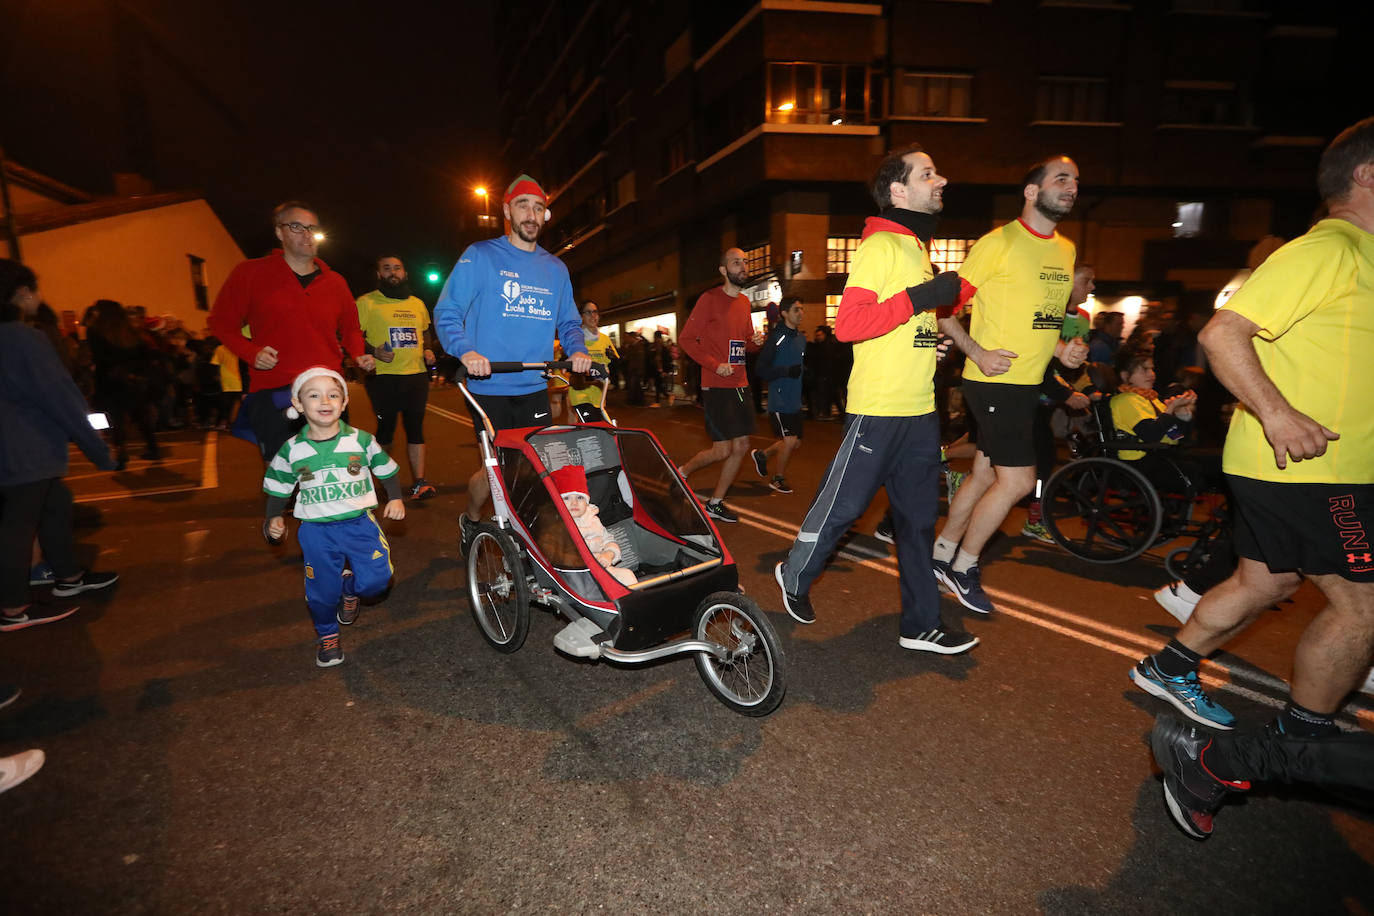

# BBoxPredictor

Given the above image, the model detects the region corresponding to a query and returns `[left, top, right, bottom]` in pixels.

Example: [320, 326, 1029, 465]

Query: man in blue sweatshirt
[750, 297, 807, 494]
[434, 175, 591, 551]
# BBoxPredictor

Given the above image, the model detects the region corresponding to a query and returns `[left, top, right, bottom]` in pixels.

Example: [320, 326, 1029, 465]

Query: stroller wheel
[692, 592, 786, 717]
[466, 523, 531, 653]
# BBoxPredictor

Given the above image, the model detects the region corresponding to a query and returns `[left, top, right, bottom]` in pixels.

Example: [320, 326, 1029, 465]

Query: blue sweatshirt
[754, 323, 807, 414]
[0, 322, 114, 485]
[433, 235, 586, 395]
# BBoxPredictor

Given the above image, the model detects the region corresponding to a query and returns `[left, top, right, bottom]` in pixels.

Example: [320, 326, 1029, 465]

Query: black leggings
[0, 478, 80, 608]
[1212, 728, 1374, 792]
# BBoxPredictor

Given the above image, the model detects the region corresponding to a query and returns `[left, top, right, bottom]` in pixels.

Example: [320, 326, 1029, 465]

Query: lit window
[1036, 76, 1109, 124]
[744, 243, 771, 280]
[895, 72, 973, 118]
[826, 237, 860, 275]
[825, 295, 842, 325]
[768, 62, 870, 125]
[930, 238, 974, 273]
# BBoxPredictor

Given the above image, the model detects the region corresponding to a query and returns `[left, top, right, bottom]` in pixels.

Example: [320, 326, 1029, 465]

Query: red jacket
[678, 286, 757, 389]
[208, 250, 365, 392]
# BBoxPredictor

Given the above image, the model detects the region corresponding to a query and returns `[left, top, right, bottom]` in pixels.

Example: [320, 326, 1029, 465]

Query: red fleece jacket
[208, 250, 366, 392]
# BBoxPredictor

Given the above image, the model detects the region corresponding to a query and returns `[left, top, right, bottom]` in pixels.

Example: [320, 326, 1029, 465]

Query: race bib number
[388, 326, 420, 349]
[728, 339, 746, 365]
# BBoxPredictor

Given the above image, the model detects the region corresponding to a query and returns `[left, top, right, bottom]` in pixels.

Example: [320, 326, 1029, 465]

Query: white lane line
[425, 407, 1372, 726]
[74, 433, 220, 503]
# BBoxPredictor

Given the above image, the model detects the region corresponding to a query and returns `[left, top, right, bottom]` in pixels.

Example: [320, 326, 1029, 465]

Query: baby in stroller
[551, 464, 638, 587]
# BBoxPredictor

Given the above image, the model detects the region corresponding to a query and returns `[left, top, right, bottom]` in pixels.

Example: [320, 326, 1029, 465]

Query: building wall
[19, 199, 245, 330]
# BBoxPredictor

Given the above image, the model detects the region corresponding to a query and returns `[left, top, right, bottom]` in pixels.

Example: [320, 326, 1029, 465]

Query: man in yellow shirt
[357, 255, 437, 499]
[1136, 117, 1374, 840]
[562, 301, 618, 421]
[774, 144, 978, 655]
[934, 156, 1079, 615]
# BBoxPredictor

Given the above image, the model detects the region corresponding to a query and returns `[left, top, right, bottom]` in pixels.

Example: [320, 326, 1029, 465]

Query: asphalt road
[3, 382, 1372, 914]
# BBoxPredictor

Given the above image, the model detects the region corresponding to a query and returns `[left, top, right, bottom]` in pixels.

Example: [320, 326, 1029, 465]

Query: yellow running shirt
[356, 291, 431, 376]
[564, 330, 619, 407]
[960, 219, 1076, 386]
[1220, 218, 1374, 484]
[836, 218, 942, 417]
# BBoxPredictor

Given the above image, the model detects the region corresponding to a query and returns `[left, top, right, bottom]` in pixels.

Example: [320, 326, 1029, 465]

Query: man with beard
[677, 247, 761, 523]
[357, 255, 438, 499]
[773, 144, 982, 655]
[434, 175, 590, 552]
[932, 156, 1079, 615]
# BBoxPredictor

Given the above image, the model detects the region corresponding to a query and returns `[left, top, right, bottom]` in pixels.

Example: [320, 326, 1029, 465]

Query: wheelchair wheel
[1043, 457, 1163, 564]
[466, 523, 530, 653]
[692, 592, 786, 717]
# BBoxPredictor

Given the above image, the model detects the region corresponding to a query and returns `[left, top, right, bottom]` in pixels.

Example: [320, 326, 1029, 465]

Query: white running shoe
[1154, 581, 1200, 624]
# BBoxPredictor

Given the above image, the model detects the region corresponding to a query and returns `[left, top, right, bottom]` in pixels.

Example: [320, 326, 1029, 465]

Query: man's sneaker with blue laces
[946, 564, 996, 614]
[337, 570, 360, 626]
[1129, 657, 1235, 729]
[1150, 714, 1250, 840]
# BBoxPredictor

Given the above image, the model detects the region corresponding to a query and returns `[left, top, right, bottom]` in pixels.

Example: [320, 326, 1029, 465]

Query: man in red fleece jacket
[677, 247, 761, 523]
[209, 201, 374, 467]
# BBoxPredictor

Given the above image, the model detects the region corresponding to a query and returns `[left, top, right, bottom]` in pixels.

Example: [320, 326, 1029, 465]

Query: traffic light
[425, 265, 442, 285]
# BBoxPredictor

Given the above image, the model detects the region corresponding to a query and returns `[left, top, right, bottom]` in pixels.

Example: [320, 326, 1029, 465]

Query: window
[825, 295, 841, 325]
[768, 62, 871, 125]
[663, 128, 691, 174]
[1161, 81, 1247, 126]
[663, 30, 691, 83]
[609, 171, 636, 211]
[188, 255, 208, 311]
[826, 237, 860, 275]
[895, 72, 973, 118]
[1173, 202, 1204, 238]
[612, 92, 633, 132]
[1036, 76, 1109, 123]
[744, 243, 771, 279]
[930, 239, 974, 273]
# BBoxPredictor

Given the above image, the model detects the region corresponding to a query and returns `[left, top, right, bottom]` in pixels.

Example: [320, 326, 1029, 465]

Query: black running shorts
[961, 379, 1040, 468]
[1228, 476, 1374, 581]
[770, 411, 804, 439]
[702, 387, 755, 441]
[465, 390, 552, 440]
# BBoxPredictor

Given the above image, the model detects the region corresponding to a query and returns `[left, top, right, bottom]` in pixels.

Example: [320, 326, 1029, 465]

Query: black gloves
[906, 271, 962, 312]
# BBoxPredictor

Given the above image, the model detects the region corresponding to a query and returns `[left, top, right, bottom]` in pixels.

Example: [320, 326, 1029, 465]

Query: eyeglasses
[277, 221, 323, 235]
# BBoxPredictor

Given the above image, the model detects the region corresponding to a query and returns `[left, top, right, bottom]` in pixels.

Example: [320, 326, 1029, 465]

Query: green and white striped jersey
[263, 423, 399, 522]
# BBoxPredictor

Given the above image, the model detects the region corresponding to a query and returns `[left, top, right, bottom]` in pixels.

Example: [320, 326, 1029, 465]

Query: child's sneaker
[316, 633, 344, 667]
[337, 570, 360, 626]
[409, 479, 437, 500]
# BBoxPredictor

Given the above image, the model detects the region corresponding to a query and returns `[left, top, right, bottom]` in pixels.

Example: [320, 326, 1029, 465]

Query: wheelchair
[1041, 394, 1230, 581]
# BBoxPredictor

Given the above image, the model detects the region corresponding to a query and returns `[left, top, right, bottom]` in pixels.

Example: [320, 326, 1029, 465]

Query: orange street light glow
[777, 102, 795, 112]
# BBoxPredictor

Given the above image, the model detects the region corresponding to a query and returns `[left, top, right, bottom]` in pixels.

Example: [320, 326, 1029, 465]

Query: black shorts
[1228, 475, 1374, 581]
[702, 387, 755, 441]
[961, 380, 1040, 468]
[770, 411, 804, 439]
[364, 373, 430, 445]
[466, 390, 552, 439]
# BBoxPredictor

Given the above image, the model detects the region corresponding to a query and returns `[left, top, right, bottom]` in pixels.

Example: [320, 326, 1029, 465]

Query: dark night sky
[2, 0, 500, 293]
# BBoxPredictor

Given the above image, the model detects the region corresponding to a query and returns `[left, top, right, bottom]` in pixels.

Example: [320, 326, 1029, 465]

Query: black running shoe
[51, 571, 118, 598]
[768, 476, 793, 494]
[750, 448, 768, 478]
[316, 633, 344, 668]
[898, 628, 979, 655]
[705, 500, 738, 523]
[874, 516, 894, 544]
[459, 513, 479, 555]
[0, 605, 78, 632]
[774, 562, 815, 624]
[1150, 713, 1250, 840]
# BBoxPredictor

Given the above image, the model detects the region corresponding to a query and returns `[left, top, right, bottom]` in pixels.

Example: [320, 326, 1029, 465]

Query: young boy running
[264, 368, 406, 667]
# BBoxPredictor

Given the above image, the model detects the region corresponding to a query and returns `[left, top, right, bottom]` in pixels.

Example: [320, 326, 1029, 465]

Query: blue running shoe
[946, 564, 996, 615]
[932, 558, 955, 593]
[1129, 657, 1234, 730]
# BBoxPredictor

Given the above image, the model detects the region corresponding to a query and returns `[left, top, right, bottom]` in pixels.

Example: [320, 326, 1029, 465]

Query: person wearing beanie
[262, 367, 405, 668]
[433, 174, 591, 555]
[550, 464, 636, 587]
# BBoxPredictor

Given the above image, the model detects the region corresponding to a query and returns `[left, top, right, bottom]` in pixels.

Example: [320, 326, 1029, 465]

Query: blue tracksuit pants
[781, 412, 944, 637]
[297, 512, 394, 637]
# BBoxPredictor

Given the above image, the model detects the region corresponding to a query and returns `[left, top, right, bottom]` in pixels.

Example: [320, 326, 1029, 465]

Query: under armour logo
[1348, 552, 1372, 564]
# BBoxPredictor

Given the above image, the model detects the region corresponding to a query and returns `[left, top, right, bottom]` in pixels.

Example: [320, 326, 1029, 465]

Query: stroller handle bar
[485, 360, 607, 379]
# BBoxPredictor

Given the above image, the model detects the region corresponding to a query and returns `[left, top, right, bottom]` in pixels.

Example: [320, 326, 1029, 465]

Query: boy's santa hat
[549, 464, 588, 500]
[286, 366, 348, 419]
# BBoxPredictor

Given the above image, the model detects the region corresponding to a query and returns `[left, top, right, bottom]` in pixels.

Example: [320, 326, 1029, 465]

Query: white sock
[1176, 581, 1203, 605]
[933, 537, 959, 563]
[952, 549, 979, 574]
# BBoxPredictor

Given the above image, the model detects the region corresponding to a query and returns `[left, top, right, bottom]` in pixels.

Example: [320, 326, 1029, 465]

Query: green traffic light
[427, 271, 441, 284]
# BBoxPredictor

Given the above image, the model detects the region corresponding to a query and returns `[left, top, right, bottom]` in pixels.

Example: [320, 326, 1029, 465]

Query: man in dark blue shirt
[750, 297, 807, 494]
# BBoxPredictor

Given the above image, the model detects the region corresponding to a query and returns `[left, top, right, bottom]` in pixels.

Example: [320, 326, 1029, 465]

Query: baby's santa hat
[549, 464, 589, 500]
